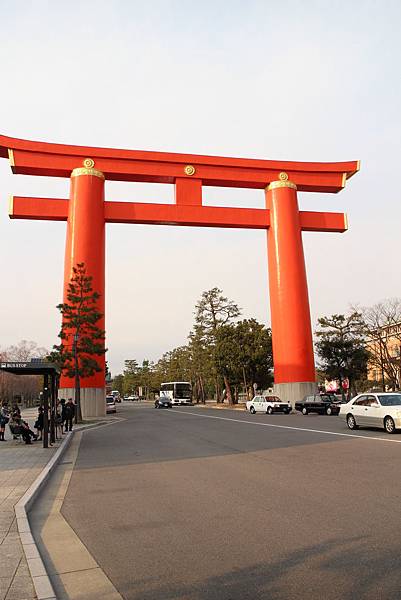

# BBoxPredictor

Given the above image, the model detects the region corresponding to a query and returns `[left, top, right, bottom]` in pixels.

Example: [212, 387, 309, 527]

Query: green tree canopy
[192, 287, 241, 402]
[315, 312, 368, 397]
[215, 319, 273, 402]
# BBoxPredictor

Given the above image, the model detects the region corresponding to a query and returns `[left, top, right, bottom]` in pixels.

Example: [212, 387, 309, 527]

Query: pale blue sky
[1, 1, 400, 375]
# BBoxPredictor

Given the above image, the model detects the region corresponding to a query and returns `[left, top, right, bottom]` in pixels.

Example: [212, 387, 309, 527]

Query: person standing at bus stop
[34, 406, 44, 440]
[60, 399, 66, 432]
[64, 399, 75, 432]
[0, 404, 9, 441]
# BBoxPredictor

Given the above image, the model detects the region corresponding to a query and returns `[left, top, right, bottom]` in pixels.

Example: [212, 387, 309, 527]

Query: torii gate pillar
[266, 175, 317, 404]
[58, 164, 106, 417]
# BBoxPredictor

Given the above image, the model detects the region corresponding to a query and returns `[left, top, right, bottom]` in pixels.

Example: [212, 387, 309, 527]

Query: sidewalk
[0, 408, 61, 600]
[0, 408, 123, 600]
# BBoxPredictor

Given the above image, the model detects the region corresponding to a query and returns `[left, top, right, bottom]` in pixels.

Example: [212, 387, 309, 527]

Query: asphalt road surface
[62, 404, 401, 600]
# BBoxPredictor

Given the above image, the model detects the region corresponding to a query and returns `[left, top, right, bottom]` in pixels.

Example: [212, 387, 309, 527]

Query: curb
[15, 432, 74, 600]
[14, 418, 120, 600]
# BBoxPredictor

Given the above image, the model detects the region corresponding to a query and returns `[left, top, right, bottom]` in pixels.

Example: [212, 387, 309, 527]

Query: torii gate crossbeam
[1, 134, 359, 415]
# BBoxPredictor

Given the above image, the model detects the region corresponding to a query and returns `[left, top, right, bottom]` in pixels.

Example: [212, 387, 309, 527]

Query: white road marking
[168, 409, 401, 444]
[80, 416, 125, 433]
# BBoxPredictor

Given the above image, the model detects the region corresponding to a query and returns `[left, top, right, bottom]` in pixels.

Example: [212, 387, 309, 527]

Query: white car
[246, 395, 292, 415]
[339, 392, 401, 434]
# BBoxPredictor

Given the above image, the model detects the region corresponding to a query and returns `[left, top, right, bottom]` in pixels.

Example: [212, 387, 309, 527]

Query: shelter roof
[0, 359, 60, 376]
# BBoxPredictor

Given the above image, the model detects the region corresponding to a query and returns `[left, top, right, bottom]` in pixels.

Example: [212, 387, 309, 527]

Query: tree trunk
[199, 375, 206, 403]
[234, 385, 239, 404]
[242, 367, 249, 400]
[339, 376, 346, 402]
[74, 339, 83, 424]
[215, 376, 221, 403]
[223, 374, 233, 404]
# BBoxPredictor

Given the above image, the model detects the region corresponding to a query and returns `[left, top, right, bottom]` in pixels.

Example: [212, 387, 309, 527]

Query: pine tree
[193, 288, 241, 403]
[50, 263, 106, 422]
[315, 312, 368, 399]
[215, 319, 273, 402]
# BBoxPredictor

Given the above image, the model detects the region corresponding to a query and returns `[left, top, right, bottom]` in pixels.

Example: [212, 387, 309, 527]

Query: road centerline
[167, 409, 401, 445]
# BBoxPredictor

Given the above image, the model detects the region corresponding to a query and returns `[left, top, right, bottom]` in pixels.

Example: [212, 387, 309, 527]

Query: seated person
[9, 416, 37, 444]
[12, 405, 21, 419]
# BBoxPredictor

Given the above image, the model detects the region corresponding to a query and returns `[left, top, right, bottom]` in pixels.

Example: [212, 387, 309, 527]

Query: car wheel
[326, 406, 332, 415]
[347, 414, 358, 430]
[302, 407, 308, 415]
[267, 407, 273, 415]
[250, 406, 256, 414]
[384, 416, 396, 434]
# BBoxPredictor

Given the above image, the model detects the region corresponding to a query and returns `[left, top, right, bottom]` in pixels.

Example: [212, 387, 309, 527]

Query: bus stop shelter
[0, 359, 60, 448]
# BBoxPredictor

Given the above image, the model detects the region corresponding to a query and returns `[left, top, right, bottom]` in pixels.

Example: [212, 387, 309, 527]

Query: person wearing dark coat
[10, 415, 37, 444]
[64, 399, 75, 432]
[60, 399, 67, 432]
[34, 407, 44, 440]
[0, 404, 9, 441]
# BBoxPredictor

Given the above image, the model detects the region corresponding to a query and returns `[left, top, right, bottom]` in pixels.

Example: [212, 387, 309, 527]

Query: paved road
[62, 404, 401, 600]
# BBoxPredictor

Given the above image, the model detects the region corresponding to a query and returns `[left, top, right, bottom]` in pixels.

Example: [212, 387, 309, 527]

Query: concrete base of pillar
[58, 387, 106, 418]
[274, 381, 318, 409]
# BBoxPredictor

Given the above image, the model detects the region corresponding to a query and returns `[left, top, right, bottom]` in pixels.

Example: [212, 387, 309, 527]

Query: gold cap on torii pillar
[266, 172, 297, 191]
[71, 158, 105, 179]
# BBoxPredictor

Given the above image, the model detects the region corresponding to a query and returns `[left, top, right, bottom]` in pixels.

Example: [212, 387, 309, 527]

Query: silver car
[106, 395, 117, 414]
[339, 392, 401, 434]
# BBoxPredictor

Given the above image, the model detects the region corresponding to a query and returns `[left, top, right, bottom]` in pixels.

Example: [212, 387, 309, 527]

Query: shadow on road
[116, 534, 401, 600]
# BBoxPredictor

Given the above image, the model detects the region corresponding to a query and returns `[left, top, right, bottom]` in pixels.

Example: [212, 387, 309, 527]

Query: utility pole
[43, 375, 49, 448]
[73, 333, 82, 423]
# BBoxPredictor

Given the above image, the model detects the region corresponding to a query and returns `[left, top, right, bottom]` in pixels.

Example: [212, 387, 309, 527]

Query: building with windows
[367, 322, 401, 390]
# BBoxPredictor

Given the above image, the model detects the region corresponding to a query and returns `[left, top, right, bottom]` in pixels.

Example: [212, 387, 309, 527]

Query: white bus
[160, 381, 192, 405]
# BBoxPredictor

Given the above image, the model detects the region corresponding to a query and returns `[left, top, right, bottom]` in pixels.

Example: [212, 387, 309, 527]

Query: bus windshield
[175, 383, 191, 399]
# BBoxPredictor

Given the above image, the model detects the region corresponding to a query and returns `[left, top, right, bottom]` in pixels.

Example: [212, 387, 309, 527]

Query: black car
[154, 397, 172, 409]
[295, 394, 340, 416]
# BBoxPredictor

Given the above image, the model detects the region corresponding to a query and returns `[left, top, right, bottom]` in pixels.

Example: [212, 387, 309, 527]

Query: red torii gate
[0, 134, 359, 415]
